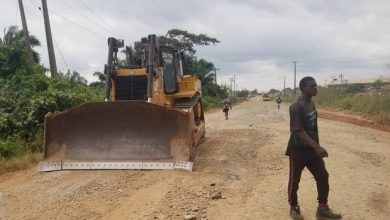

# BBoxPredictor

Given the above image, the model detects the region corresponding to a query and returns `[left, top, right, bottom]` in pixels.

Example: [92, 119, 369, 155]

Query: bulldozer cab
[160, 46, 180, 94]
[104, 36, 185, 101]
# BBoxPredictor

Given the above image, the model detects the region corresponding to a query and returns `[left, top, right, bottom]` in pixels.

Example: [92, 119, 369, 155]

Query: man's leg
[306, 158, 329, 205]
[288, 157, 305, 206]
[288, 157, 306, 219]
[307, 158, 342, 219]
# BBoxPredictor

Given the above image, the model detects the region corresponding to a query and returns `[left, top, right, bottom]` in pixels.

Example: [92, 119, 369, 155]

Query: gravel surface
[0, 99, 389, 220]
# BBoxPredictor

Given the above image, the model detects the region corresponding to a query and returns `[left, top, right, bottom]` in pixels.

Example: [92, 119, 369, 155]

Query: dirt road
[0, 100, 389, 220]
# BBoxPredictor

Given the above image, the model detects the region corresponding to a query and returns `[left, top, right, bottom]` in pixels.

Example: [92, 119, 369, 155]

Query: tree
[57, 70, 87, 86]
[191, 58, 216, 95]
[129, 29, 220, 73]
[159, 29, 221, 96]
[0, 26, 42, 79]
[372, 80, 382, 92]
[90, 71, 105, 87]
[69, 71, 87, 85]
[162, 29, 220, 56]
[0, 26, 106, 160]
[1, 26, 41, 63]
[122, 29, 223, 97]
[345, 84, 365, 93]
[237, 89, 249, 98]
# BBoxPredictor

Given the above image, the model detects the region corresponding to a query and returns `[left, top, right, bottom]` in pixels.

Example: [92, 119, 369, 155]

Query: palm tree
[1, 26, 41, 63]
[191, 58, 217, 96]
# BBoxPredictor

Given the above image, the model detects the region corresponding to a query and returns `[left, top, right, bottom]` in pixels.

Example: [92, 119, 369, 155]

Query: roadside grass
[0, 153, 41, 175]
[0, 134, 43, 175]
[283, 88, 390, 120]
[315, 88, 390, 120]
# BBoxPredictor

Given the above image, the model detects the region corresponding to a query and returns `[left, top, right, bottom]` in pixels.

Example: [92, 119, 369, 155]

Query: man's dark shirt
[285, 96, 319, 159]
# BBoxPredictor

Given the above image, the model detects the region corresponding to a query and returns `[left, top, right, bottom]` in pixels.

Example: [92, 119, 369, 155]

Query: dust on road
[0, 100, 389, 220]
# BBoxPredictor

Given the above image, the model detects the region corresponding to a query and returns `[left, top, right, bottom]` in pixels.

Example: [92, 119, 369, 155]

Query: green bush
[0, 66, 104, 160]
[0, 136, 29, 159]
[202, 96, 221, 110]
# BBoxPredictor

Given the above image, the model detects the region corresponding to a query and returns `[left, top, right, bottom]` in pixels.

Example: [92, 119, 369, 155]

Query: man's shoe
[316, 206, 342, 219]
[290, 205, 304, 220]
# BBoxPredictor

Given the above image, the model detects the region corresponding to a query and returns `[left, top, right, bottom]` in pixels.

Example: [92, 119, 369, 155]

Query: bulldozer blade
[40, 101, 200, 171]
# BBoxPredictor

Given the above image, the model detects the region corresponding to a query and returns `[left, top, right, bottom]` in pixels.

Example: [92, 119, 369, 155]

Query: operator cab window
[161, 50, 178, 94]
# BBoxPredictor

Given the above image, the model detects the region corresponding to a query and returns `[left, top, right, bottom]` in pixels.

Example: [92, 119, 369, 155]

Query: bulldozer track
[173, 96, 200, 109]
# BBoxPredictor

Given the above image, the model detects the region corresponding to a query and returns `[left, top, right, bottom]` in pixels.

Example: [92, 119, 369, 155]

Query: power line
[58, 0, 117, 37]
[253, 57, 390, 68]
[28, 0, 40, 10]
[290, 57, 390, 64]
[53, 37, 70, 70]
[78, 0, 127, 38]
[48, 7, 107, 39]
[29, 0, 106, 39]
[53, 11, 107, 39]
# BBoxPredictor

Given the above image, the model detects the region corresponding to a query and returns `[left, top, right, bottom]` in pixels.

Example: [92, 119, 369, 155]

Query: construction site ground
[0, 99, 389, 220]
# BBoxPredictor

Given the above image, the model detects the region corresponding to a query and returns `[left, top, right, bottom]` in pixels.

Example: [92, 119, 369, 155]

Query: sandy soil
[0, 100, 389, 220]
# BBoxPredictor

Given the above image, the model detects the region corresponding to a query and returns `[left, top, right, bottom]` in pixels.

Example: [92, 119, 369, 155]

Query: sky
[1, 0, 390, 92]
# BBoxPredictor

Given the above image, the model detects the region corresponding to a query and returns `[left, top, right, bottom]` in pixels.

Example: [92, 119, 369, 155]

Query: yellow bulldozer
[38, 35, 205, 171]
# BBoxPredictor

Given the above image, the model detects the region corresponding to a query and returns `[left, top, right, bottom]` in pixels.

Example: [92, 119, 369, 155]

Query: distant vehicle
[262, 94, 271, 101]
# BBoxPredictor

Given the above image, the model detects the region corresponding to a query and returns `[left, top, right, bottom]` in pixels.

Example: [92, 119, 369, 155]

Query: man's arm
[295, 131, 328, 157]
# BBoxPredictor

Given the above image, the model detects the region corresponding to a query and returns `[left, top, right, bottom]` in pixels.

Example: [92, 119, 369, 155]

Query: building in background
[327, 76, 390, 92]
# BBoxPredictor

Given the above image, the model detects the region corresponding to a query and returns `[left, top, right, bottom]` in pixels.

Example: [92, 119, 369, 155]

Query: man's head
[299, 76, 317, 97]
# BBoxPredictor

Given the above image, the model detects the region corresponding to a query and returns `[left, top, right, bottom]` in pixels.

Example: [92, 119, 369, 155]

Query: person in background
[286, 76, 342, 220]
[222, 98, 232, 120]
[276, 96, 282, 109]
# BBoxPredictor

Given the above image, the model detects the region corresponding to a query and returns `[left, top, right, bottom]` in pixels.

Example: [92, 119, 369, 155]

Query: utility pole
[18, 0, 34, 65]
[212, 68, 219, 97]
[339, 73, 344, 89]
[41, 0, 58, 77]
[292, 61, 297, 94]
[230, 77, 234, 94]
[233, 75, 236, 94]
[283, 75, 286, 96]
[213, 68, 220, 84]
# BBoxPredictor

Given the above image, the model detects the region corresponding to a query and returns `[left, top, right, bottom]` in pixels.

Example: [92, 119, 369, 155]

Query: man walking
[286, 77, 342, 220]
[222, 98, 232, 120]
[276, 96, 282, 109]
